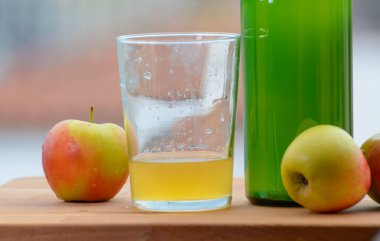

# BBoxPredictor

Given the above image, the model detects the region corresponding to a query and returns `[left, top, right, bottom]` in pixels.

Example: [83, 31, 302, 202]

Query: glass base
[133, 196, 232, 212]
[247, 196, 300, 207]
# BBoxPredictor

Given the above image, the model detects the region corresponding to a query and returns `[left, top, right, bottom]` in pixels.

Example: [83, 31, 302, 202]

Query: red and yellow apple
[42, 109, 129, 202]
[281, 125, 371, 213]
[361, 133, 380, 204]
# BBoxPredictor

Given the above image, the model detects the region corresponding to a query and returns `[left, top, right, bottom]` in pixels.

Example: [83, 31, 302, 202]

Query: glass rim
[116, 32, 240, 45]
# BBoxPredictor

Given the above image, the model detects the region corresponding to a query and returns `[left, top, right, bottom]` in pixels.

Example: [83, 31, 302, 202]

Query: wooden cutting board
[1, 177, 380, 241]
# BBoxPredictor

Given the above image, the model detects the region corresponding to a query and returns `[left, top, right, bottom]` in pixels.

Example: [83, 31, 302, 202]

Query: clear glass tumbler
[117, 33, 240, 212]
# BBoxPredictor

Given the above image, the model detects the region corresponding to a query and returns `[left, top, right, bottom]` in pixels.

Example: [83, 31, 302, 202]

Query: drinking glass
[117, 33, 240, 211]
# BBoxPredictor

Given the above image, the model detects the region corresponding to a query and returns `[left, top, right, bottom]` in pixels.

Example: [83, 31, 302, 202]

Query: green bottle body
[242, 0, 352, 205]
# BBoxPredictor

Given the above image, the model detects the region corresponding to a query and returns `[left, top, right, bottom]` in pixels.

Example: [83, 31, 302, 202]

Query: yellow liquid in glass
[129, 152, 233, 201]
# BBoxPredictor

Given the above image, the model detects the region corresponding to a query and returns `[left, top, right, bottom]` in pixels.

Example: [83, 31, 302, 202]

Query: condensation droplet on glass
[220, 114, 225, 122]
[205, 128, 213, 134]
[212, 98, 222, 104]
[176, 91, 182, 97]
[169, 101, 175, 108]
[169, 69, 174, 74]
[144, 72, 152, 80]
[137, 57, 142, 63]
[185, 88, 189, 92]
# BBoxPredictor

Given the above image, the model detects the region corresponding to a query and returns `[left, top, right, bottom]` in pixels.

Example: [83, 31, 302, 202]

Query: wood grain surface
[1, 177, 380, 241]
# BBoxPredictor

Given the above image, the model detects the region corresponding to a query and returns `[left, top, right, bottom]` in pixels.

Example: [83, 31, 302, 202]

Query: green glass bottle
[242, 0, 352, 205]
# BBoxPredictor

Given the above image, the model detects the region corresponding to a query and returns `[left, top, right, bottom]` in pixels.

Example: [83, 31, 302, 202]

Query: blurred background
[0, 0, 379, 184]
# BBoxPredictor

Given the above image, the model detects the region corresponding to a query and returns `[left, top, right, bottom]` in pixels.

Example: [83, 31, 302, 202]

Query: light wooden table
[1, 177, 380, 241]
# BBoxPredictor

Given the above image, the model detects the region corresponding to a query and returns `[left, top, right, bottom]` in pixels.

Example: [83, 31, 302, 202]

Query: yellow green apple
[361, 133, 380, 204]
[281, 125, 371, 212]
[42, 108, 129, 202]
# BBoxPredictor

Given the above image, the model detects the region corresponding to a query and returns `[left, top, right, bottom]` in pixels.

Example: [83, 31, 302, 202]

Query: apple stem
[89, 106, 94, 123]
